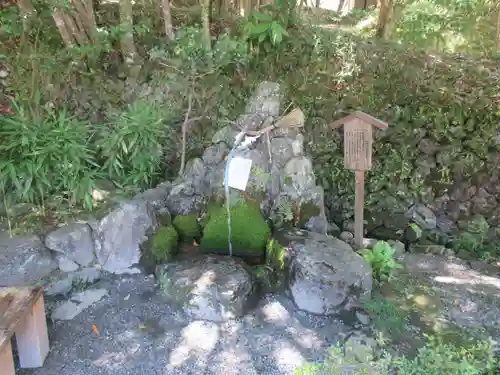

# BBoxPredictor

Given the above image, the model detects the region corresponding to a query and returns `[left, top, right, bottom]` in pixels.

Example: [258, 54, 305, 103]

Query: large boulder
[94, 200, 157, 274]
[156, 255, 255, 322]
[45, 223, 95, 267]
[0, 233, 58, 286]
[277, 230, 372, 315]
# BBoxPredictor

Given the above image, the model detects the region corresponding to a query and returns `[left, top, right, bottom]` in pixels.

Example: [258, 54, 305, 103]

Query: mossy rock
[200, 201, 270, 256]
[172, 214, 201, 242]
[148, 226, 179, 263]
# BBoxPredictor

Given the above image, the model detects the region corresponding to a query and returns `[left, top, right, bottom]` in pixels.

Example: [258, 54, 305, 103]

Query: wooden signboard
[331, 111, 389, 248]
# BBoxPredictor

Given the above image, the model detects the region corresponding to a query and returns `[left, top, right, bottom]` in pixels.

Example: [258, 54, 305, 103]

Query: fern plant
[359, 241, 403, 283]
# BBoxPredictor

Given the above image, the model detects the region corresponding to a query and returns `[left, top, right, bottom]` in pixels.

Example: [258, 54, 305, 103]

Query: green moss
[172, 215, 201, 242]
[297, 201, 321, 228]
[149, 226, 179, 262]
[200, 201, 270, 256]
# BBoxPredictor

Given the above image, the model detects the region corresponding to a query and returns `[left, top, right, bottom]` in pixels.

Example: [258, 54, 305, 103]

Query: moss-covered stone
[200, 201, 270, 256]
[297, 201, 321, 228]
[172, 215, 201, 242]
[149, 226, 179, 262]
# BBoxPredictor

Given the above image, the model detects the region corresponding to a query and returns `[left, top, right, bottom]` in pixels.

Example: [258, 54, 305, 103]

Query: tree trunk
[17, 0, 36, 31]
[51, 0, 96, 48]
[200, 0, 211, 51]
[496, 4, 500, 51]
[162, 0, 175, 40]
[376, 0, 394, 39]
[119, 0, 142, 78]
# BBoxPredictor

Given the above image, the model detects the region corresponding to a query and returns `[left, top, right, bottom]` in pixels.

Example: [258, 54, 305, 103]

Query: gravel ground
[16, 274, 356, 375]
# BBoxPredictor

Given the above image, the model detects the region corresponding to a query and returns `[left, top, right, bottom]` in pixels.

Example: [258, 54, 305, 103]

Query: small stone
[45, 223, 95, 267]
[340, 231, 354, 243]
[355, 311, 371, 325]
[45, 277, 74, 296]
[291, 134, 304, 157]
[388, 240, 406, 257]
[0, 69, 8, 78]
[51, 289, 108, 321]
[58, 257, 79, 272]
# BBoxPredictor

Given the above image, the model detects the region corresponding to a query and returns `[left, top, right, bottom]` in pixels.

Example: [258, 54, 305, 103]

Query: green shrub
[95, 100, 170, 190]
[149, 226, 179, 262]
[0, 104, 99, 209]
[200, 201, 270, 256]
[359, 241, 403, 283]
[255, 28, 499, 227]
[297, 336, 498, 375]
[172, 215, 201, 242]
[452, 215, 499, 261]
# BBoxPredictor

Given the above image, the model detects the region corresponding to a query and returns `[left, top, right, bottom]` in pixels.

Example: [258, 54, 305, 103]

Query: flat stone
[45, 223, 95, 266]
[94, 200, 157, 274]
[281, 231, 372, 315]
[51, 289, 108, 320]
[0, 233, 58, 286]
[58, 256, 79, 272]
[45, 267, 102, 296]
[156, 255, 255, 322]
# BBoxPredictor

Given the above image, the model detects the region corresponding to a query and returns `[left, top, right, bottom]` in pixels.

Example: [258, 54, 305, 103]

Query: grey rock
[183, 158, 205, 185]
[418, 138, 440, 155]
[245, 81, 281, 117]
[0, 233, 57, 286]
[94, 200, 157, 274]
[58, 256, 79, 272]
[45, 223, 95, 266]
[407, 204, 437, 230]
[45, 276, 74, 296]
[211, 126, 239, 146]
[340, 231, 354, 243]
[51, 289, 108, 320]
[283, 231, 372, 315]
[156, 255, 255, 322]
[166, 181, 206, 215]
[234, 112, 268, 132]
[283, 156, 316, 195]
[355, 311, 371, 326]
[327, 222, 341, 237]
[291, 134, 304, 157]
[133, 182, 171, 211]
[436, 214, 457, 234]
[269, 137, 293, 168]
[388, 240, 406, 257]
[305, 216, 328, 235]
[203, 143, 229, 165]
[45, 267, 102, 296]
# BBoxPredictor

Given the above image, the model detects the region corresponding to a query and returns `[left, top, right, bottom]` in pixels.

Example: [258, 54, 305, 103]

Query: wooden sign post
[331, 111, 389, 248]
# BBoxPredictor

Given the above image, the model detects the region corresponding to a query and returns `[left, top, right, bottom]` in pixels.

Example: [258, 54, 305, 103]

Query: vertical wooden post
[0, 341, 15, 375]
[15, 295, 50, 368]
[354, 170, 365, 248]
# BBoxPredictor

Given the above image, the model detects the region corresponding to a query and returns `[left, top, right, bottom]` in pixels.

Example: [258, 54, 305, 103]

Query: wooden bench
[0, 287, 50, 375]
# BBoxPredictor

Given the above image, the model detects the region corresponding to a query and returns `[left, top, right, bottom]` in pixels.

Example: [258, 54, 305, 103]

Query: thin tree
[119, 0, 142, 79]
[162, 0, 175, 40]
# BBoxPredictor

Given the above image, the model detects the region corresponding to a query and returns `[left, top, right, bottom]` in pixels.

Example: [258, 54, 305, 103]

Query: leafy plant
[95, 100, 168, 190]
[0, 102, 99, 210]
[452, 216, 498, 260]
[297, 336, 499, 375]
[242, 0, 297, 50]
[359, 241, 403, 283]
